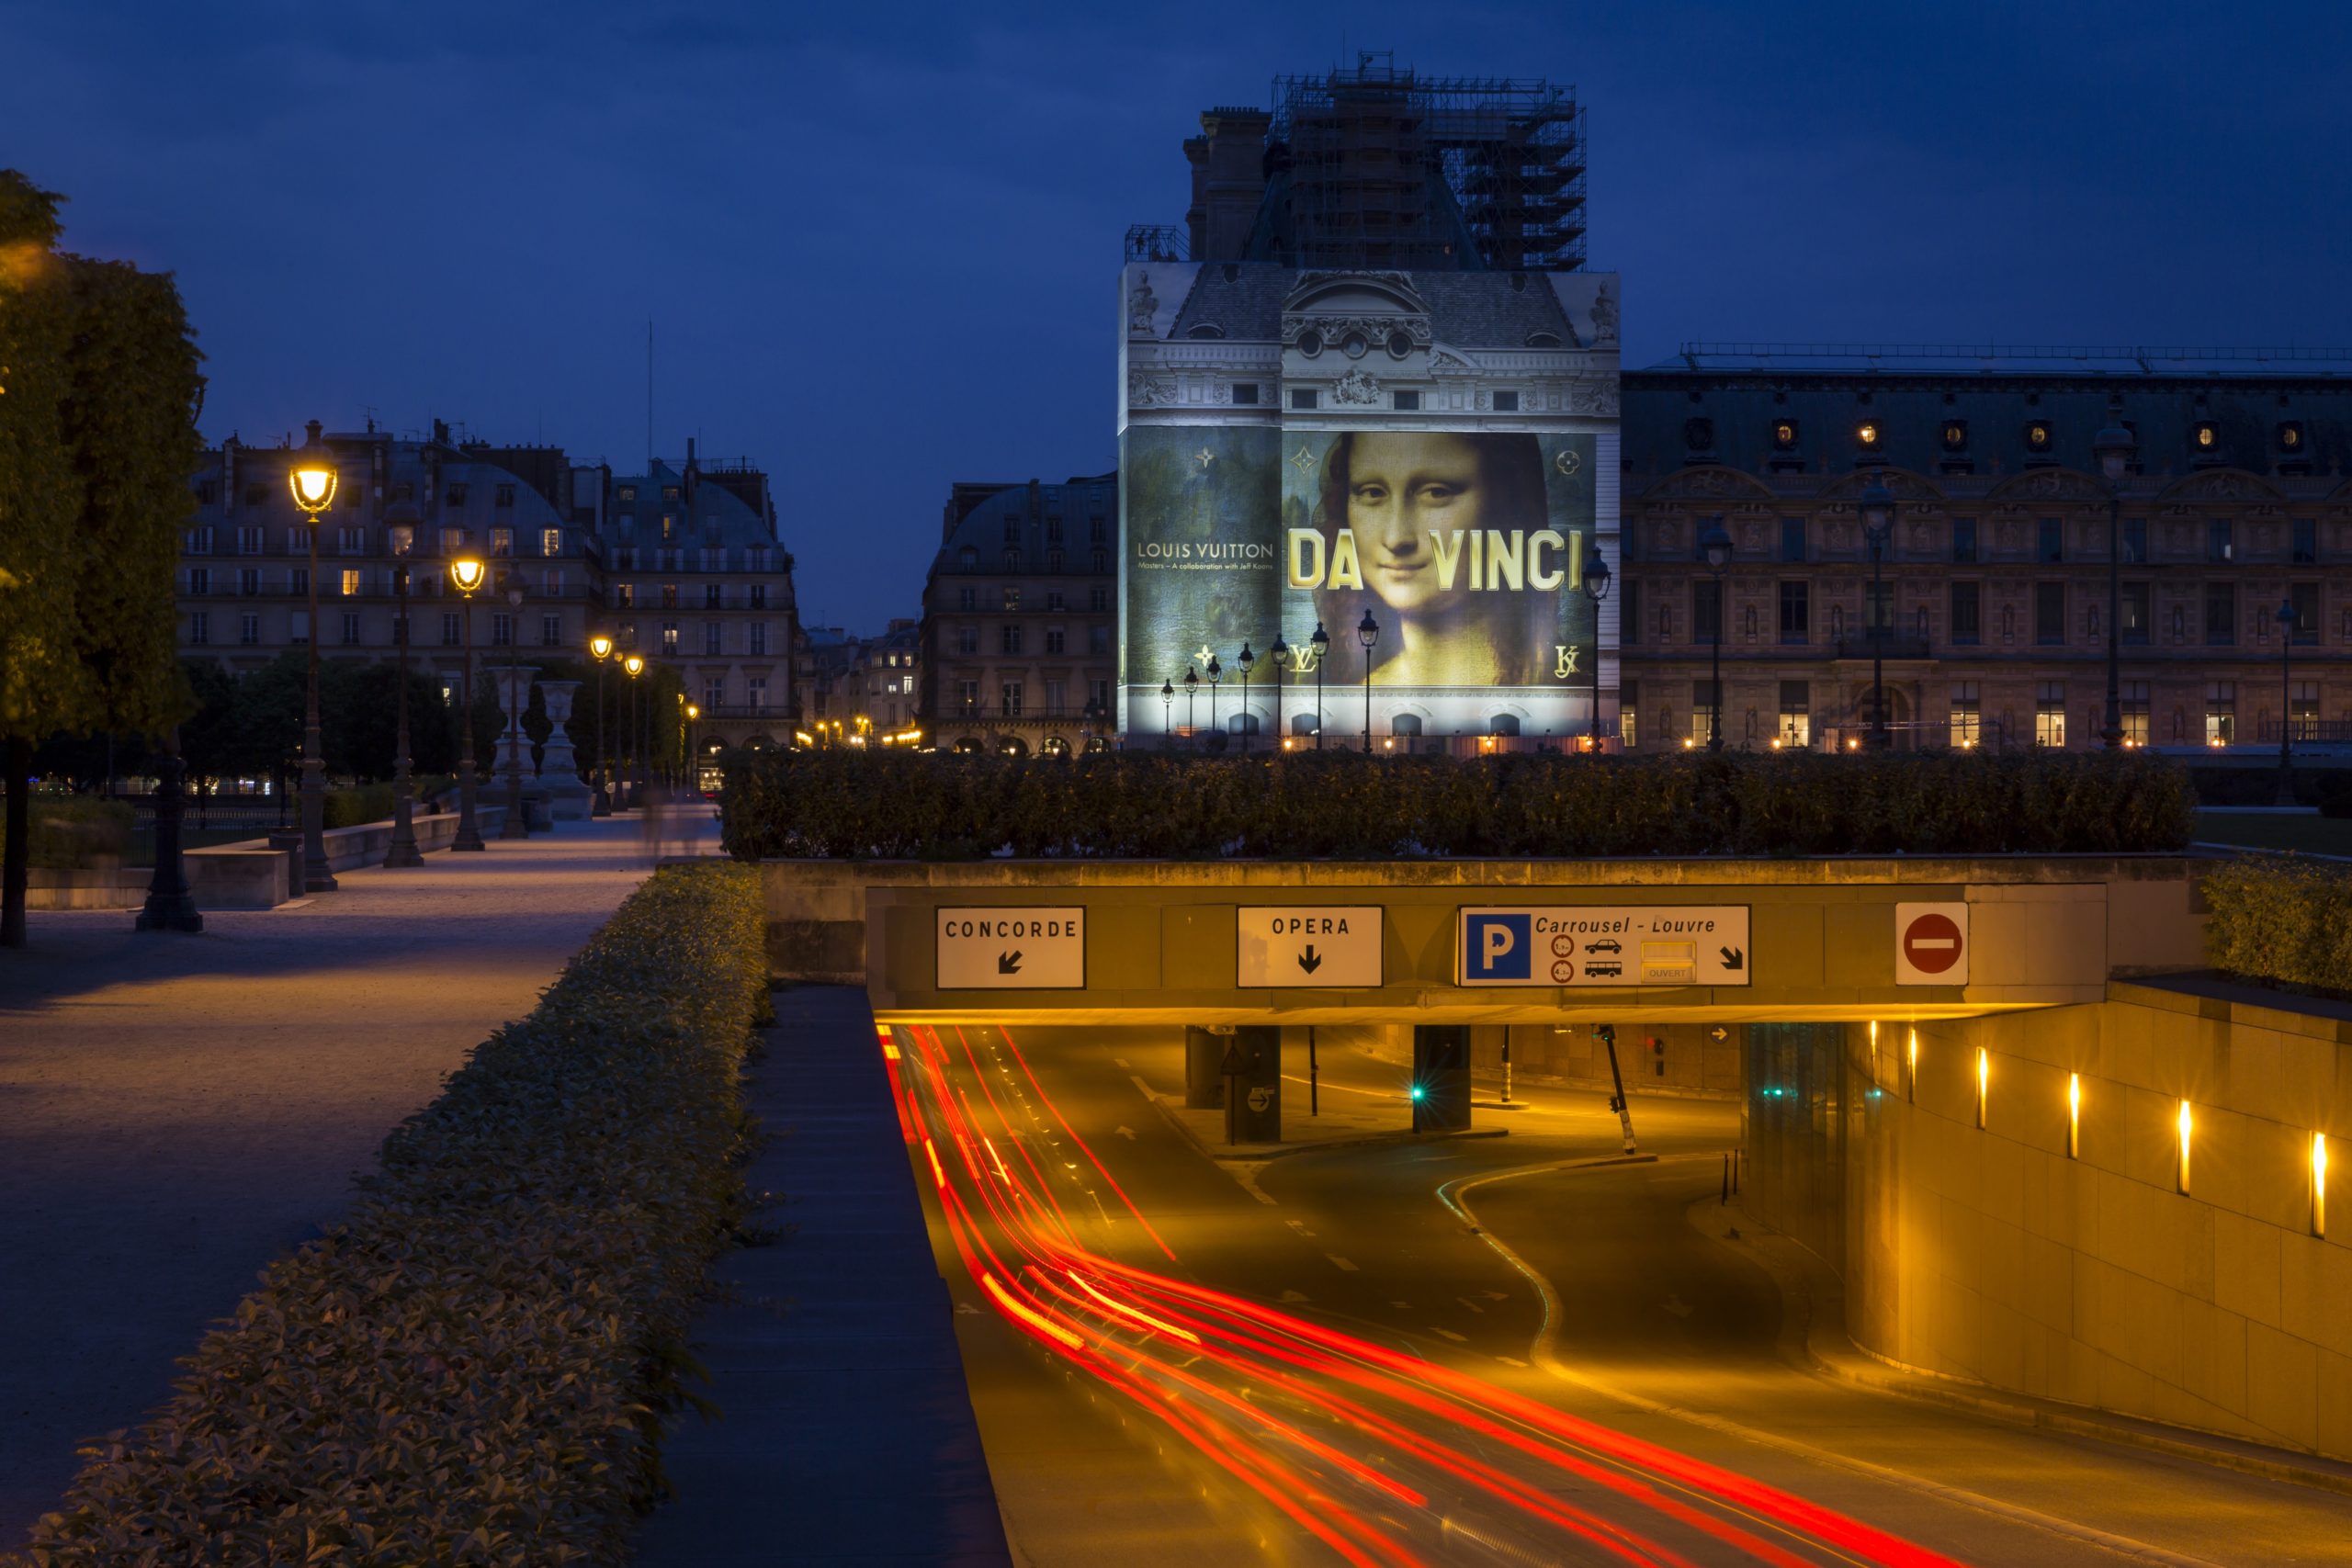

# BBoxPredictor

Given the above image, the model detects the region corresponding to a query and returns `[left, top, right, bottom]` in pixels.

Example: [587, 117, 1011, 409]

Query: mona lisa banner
[1120, 426, 1600, 742]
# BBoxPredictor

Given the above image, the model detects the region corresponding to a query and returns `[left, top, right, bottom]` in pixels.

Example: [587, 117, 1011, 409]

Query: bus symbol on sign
[1895, 902, 1969, 986]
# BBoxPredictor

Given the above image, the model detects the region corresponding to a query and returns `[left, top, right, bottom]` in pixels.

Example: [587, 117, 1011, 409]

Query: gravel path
[0, 815, 677, 1542]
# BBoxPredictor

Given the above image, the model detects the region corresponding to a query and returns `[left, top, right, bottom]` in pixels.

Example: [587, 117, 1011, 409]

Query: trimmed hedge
[26, 795, 132, 868]
[720, 749, 2197, 861]
[7, 863, 767, 1567]
[2203, 856, 2352, 997]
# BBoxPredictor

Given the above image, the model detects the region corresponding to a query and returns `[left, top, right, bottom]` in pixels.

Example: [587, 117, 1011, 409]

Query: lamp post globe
[1310, 622, 1330, 749]
[287, 423, 341, 892]
[1237, 643, 1255, 754]
[1583, 547, 1612, 752]
[1160, 679, 1174, 747]
[2094, 413, 2137, 750]
[1182, 665, 1199, 750]
[1357, 610, 1380, 753]
[588, 634, 615, 816]
[448, 555, 489, 851]
[1857, 470, 1895, 751]
[381, 501, 424, 867]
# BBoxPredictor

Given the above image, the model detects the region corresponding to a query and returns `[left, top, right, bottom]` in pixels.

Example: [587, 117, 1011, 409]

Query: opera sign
[1238, 906, 1383, 988]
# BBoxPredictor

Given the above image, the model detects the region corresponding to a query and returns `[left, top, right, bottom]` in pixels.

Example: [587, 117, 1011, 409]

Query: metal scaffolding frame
[1268, 54, 1587, 273]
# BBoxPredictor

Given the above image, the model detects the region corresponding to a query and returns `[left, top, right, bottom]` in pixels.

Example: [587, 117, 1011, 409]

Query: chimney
[304, 418, 323, 446]
[1196, 107, 1270, 261]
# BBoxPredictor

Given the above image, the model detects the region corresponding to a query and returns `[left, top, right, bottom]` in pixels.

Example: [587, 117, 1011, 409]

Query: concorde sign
[936, 907, 1086, 990]
[1238, 906, 1384, 988]
[1457, 905, 1751, 987]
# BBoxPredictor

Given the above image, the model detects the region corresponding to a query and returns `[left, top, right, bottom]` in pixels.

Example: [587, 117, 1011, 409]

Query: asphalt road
[893, 1021, 2352, 1567]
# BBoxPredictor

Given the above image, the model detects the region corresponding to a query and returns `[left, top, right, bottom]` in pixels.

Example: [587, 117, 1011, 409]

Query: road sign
[1895, 902, 1968, 986]
[1238, 906, 1383, 988]
[1457, 906, 1751, 987]
[936, 907, 1085, 989]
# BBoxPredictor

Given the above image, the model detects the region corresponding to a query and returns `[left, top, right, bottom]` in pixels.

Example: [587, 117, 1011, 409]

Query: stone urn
[536, 681, 593, 820]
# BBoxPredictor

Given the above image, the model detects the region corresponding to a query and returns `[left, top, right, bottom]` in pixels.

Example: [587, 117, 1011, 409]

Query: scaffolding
[1269, 54, 1586, 273]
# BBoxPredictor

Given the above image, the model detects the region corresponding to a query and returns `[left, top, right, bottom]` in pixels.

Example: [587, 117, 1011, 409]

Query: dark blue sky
[11, 1, 2351, 632]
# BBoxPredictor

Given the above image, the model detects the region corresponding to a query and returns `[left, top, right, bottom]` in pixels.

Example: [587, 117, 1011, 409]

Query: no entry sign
[1895, 902, 1968, 986]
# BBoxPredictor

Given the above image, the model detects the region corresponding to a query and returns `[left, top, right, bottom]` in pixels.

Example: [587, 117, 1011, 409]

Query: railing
[2256, 718, 2352, 742]
[938, 705, 1107, 725]
[1831, 633, 1935, 660]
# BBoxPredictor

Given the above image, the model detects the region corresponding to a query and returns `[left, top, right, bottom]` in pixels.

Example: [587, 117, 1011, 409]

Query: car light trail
[888, 1022, 1961, 1568]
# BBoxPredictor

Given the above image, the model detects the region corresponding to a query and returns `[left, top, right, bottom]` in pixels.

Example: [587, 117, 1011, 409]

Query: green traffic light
[1410, 1084, 1425, 1100]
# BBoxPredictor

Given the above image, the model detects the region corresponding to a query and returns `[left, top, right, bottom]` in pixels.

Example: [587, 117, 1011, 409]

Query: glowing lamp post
[1357, 610, 1379, 753]
[1160, 679, 1174, 747]
[1205, 653, 1222, 750]
[288, 426, 340, 892]
[685, 703, 700, 792]
[1310, 622, 1330, 749]
[382, 501, 424, 867]
[448, 555, 488, 852]
[1583, 546, 1612, 751]
[1858, 468, 1894, 751]
[2095, 414, 2136, 750]
[588, 634, 615, 816]
[1237, 643, 1255, 755]
[1182, 665, 1198, 749]
[1270, 633, 1289, 750]
[624, 654, 646, 808]
[1700, 525, 1731, 752]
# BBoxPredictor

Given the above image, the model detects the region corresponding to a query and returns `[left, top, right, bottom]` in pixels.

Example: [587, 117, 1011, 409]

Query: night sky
[10, 1, 2351, 633]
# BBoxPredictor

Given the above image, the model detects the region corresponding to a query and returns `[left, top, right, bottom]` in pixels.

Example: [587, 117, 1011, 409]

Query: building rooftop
[1649, 343, 2352, 378]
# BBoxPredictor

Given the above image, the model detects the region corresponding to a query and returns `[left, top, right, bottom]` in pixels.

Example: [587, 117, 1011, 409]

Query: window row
[610, 582, 772, 610]
[1625, 580, 2334, 649]
[950, 678, 1114, 717]
[953, 585, 1113, 614]
[1658, 514, 2323, 568]
[951, 624, 1114, 657]
[187, 609, 569, 650]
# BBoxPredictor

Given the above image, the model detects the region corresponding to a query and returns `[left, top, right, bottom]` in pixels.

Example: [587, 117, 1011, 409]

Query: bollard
[1721, 1151, 1729, 1204]
[1501, 1037, 1513, 1105]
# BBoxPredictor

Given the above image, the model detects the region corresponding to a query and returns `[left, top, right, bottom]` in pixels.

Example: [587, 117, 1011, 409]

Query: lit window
[341, 569, 362, 597]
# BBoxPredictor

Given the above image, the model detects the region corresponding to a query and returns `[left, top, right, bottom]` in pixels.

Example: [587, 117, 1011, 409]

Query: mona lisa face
[1345, 433, 1487, 615]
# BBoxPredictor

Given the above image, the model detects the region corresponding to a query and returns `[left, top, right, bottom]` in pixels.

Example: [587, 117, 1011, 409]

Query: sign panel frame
[1237, 905, 1385, 989]
[1456, 905, 1752, 988]
[1894, 901, 1969, 987]
[936, 906, 1087, 991]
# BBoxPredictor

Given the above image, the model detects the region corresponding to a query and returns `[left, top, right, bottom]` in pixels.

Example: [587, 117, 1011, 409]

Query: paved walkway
[634, 987, 1011, 1566]
[0, 815, 672, 1543]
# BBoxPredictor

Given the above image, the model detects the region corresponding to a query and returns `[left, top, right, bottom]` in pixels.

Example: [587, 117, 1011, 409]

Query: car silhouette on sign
[1584, 940, 1623, 956]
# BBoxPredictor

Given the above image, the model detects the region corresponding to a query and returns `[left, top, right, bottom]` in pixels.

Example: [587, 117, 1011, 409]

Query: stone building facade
[1616, 355, 2352, 753]
[918, 476, 1118, 756]
[176, 423, 803, 750]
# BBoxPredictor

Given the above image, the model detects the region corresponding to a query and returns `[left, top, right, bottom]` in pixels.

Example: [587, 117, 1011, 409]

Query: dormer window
[1524, 333, 1562, 349]
[1186, 323, 1226, 339]
[2025, 422, 2052, 453]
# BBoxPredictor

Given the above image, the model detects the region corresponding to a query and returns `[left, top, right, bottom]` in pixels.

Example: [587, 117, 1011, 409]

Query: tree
[0, 170, 204, 946]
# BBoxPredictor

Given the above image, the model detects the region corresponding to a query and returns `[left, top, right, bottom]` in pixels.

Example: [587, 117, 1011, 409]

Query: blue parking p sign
[1462, 912, 1532, 982]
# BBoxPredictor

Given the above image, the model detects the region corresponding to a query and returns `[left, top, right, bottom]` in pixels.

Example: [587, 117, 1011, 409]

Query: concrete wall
[763, 856, 2211, 1027]
[1745, 984, 2352, 1461]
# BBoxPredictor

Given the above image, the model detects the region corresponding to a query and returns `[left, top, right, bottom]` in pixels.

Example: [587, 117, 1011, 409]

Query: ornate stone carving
[2164, 468, 2283, 503]
[1997, 468, 2108, 502]
[1284, 313, 1434, 349]
[1126, 272, 1159, 337]
[1427, 348, 1475, 374]
[1588, 280, 1619, 347]
[1332, 367, 1383, 405]
[1126, 370, 1177, 408]
[1566, 377, 1620, 416]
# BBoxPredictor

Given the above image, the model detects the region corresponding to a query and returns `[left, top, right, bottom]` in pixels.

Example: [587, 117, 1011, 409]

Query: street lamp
[1583, 546, 1612, 751]
[1700, 525, 1732, 752]
[1357, 609, 1379, 753]
[1237, 643, 1255, 755]
[382, 501, 424, 867]
[624, 654, 646, 807]
[287, 424, 339, 893]
[2095, 413, 2136, 750]
[1270, 633, 1289, 750]
[448, 555, 488, 851]
[1206, 653, 1223, 750]
[1182, 665, 1198, 748]
[1311, 622, 1330, 749]
[2278, 597, 2299, 806]
[588, 633, 614, 816]
[685, 702, 700, 791]
[1857, 470, 1895, 750]
[498, 571, 528, 839]
[1160, 678, 1174, 746]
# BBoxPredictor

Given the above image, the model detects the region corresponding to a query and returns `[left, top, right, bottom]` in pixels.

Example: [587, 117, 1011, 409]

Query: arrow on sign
[997, 950, 1023, 976]
[1298, 944, 1324, 975]
[1719, 946, 1745, 971]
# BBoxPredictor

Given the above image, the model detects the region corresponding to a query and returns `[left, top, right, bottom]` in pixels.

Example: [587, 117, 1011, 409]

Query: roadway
[885, 1020, 2352, 1567]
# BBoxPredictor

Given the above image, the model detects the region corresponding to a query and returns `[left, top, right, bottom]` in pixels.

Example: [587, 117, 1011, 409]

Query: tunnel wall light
[1975, 1047, 1988, 1129]
[1906, 1028, 1918, 1103]
[2066, 1073, 2081, 1158]
[2315, 1133, 2329, 1237]
[2177, 1100, 2194, 1194]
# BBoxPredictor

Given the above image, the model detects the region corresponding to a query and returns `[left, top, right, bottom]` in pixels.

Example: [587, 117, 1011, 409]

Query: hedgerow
[2203, 856, 2352, 997]
[720, 749, 2196, 861]
[7, 862, 767, 1567]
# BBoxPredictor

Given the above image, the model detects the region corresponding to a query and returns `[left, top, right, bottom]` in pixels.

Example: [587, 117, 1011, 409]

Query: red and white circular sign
[1901, 911, 1964, 976]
